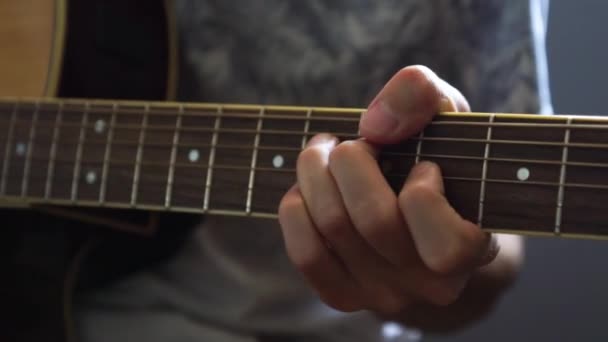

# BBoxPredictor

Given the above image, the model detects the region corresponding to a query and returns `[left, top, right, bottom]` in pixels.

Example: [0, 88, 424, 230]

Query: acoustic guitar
[3, 0, 608, 240]
[2, 0, 608, 340]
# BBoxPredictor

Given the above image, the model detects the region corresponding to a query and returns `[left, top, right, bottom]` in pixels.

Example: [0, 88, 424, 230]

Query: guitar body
[0, 0, 58, 97]
[1, 0, 176, 219]
[0, 1, 183, 341]
[0, 0, 175, 100]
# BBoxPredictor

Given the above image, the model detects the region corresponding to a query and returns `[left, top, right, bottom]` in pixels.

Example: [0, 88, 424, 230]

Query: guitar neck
[1, 96, 608, 240]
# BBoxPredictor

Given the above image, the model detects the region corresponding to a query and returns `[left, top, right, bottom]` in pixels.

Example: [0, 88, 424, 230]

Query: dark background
[429, 1, 608, 341]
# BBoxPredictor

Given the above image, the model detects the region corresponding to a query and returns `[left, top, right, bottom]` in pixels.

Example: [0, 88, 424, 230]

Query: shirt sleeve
[427, 0, 553, 115]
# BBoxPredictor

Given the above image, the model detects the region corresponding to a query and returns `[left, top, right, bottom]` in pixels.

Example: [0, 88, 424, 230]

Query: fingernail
[359, 100, 400, 137]
[306, 133, 338, 147]
[477, 233, 501, 267]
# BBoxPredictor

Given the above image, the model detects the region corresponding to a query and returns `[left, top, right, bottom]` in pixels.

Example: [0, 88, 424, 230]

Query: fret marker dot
[85, 171, 97, 184]
[517, 167, 530, 181]
[188, 149, 200, 163]
[94, 119, 106, 134]
[15, 142, 26, 156]
[273, 155, 284, 169]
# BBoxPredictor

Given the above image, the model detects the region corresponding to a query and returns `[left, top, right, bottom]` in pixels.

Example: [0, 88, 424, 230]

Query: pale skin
[278, 65, 524, 333]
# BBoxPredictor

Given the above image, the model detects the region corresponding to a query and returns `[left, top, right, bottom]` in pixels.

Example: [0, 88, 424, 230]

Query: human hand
[278, 65, 523, 331]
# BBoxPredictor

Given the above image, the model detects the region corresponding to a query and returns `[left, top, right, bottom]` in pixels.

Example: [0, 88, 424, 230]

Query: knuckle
[396, 65, 441, 106]
[276, 194, 325, 274]
[398, 64, 434, 81]
[399, 181, 485, 275]
[278, 189, 301, 220]
[370, 203, 398, 229]
[398, 181, 435, 214]
[428, 224, 485, 275]
[429, 243, 466, 275]
[315, 207, 351, 240]
[290, 246, 324, 276]
[320, 293, 362, 313]
[297, 144, 326, 168]
[426, 251, 461, 276]
[427, 283, 463, 307]
[355, 200, 398, 237]
[328, 140, 361, 166]
[397, 65, 434, 87]
[374, 289, 409, 314]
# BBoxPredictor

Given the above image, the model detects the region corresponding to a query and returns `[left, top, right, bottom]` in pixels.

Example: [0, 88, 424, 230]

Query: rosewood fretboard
[1, 97, 608, 240]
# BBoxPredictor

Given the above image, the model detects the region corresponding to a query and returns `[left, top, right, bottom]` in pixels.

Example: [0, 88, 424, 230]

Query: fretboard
[2, 97, 608, 240]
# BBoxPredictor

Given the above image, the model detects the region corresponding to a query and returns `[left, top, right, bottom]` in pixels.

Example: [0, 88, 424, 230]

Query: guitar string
[3, 125, 608, 175]
[3, 112, 608, 131]
[4, 136, 608, 191]
[2, 104, 608, 191]
[9, 161, 608, 191]
[2, 120, 608, 150]
[2, 127, 608, 179]
[3, 102, 608, 130]
[10, 143, 608, 170]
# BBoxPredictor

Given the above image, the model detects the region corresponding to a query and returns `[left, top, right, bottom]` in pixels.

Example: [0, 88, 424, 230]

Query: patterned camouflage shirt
[77, 1, 551, 341]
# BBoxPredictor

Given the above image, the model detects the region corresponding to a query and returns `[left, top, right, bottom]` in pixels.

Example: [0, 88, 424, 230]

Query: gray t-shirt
[76, 1, 552, 341]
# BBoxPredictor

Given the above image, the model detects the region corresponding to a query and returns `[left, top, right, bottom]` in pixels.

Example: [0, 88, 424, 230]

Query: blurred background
[429, 1, 608, 341]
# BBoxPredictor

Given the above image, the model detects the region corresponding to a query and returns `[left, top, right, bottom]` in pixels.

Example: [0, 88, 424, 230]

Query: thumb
[359, 65, 470, 145]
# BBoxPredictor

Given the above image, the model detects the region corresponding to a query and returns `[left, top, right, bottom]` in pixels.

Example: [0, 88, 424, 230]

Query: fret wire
[246, 107, 265, 214]
[165, 104, 183, 208]
[99, 103, 117, 203]
[204, 106, 223, 211]
[131, 104, 149, 206]
[477, 114, 495, 225]
[45, 102, 63, 199]
[70, 102, 89, 202]
[555, 117, 572, 235]
[0, 102, 18, 195]
[301, 108, 312, 148]
[415, 130, 424, 163]
[21, 101, 40, 196]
